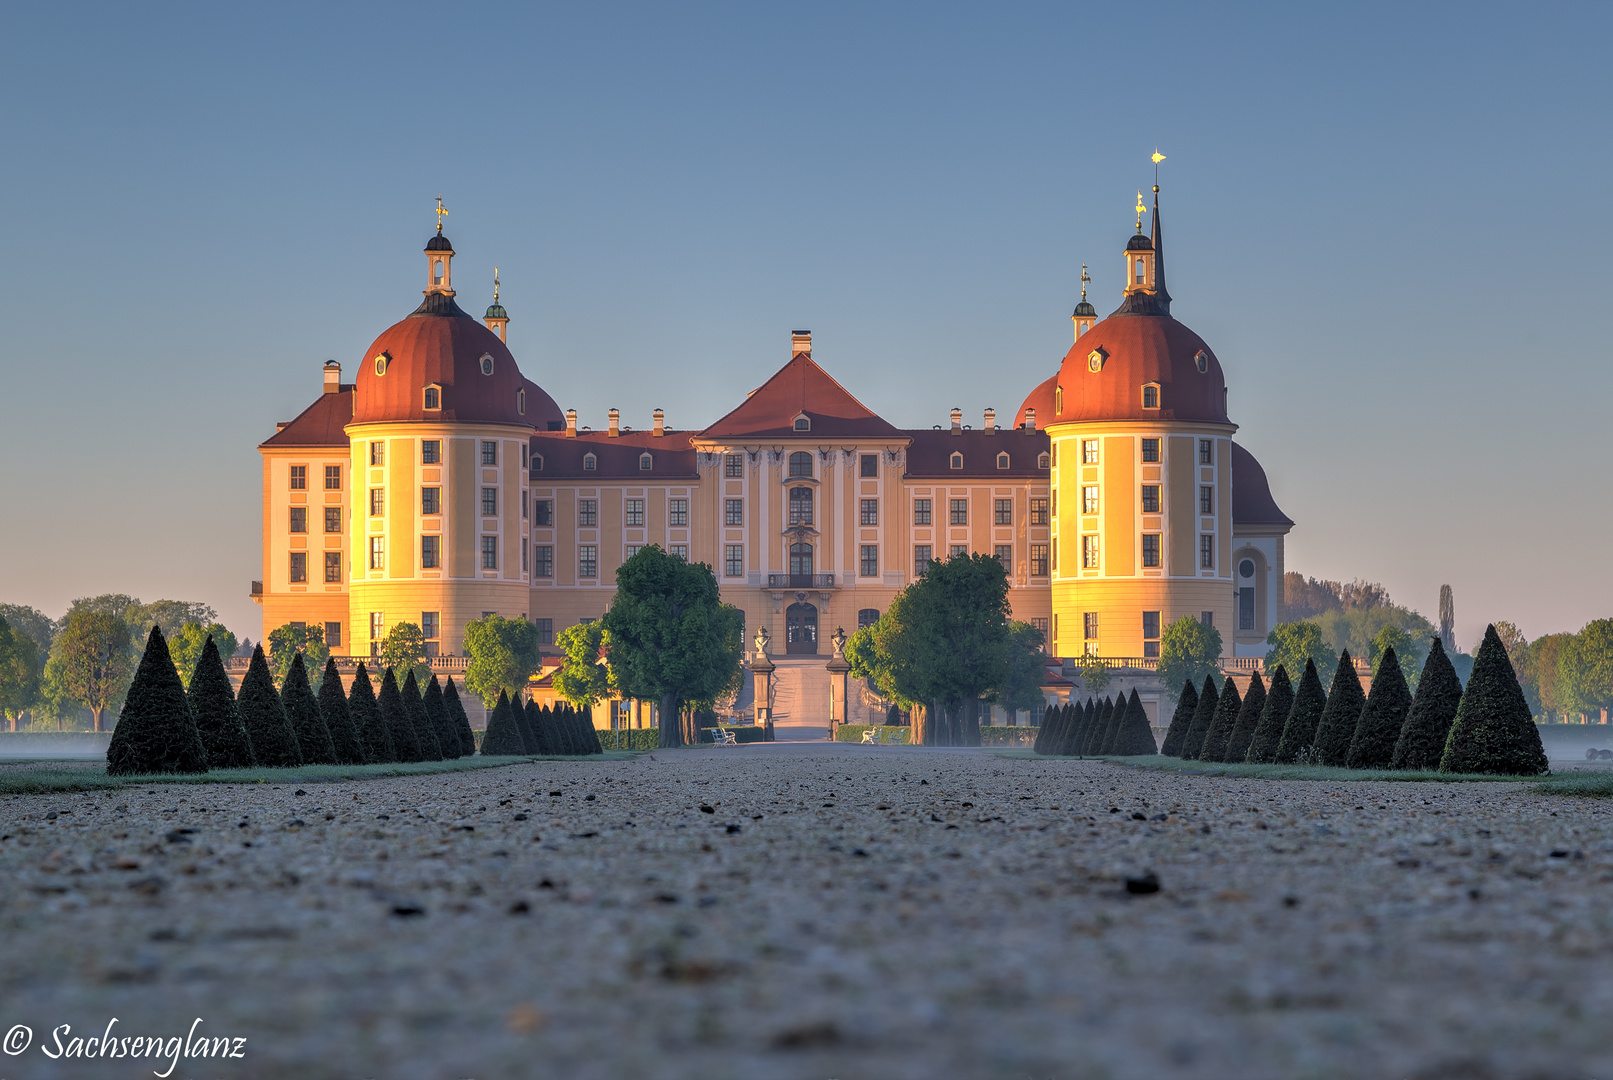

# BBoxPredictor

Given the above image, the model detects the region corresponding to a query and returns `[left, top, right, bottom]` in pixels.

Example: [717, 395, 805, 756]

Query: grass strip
[0, 752, 639, 795]
[993, 750, 1580, 787]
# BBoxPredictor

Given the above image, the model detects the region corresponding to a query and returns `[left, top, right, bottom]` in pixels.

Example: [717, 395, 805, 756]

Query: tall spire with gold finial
[1149, 150, 1170, 309]
[1072, 262, 1097, 342]
[484, 265, 510, 342]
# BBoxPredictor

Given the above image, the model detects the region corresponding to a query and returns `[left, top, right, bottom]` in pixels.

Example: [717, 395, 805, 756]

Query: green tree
[601, 546, 744, 748]
[987, 621, 1048, 722]
[318, 657, 366, 765]
[846, 613, 915, 711]
[1370, 623, 1423, 689]
[464, 615, 544, 707]
[106, 626, 209, 775]
[129, 600, 218, 642]
[1560, 619, 1613, 722]
[1223, 670, 1266, 763]
[49, 609, 136, 731]
[236, 645, 301, 767]
[1275, 658, 1328, 763]
[1265, 622, 1336, 686]
[280, 653, 337, 764]
[1159, 679, 1199, 757]
[1076, 655, 1112, 694]
[267, 623, 329, 687]
[1180, 676, 1220, 759]
[0, 615, 43, 728]
[1346, 646, 1412, 769]
[1156, 616, 1222, 702]
[169, 622, 238, 689]
[1391, 636, 1462, 770]
[553, 621, 615, 710]
[1314, 602, 1435, 669]
[1245, 665, 1293, 764]
[1524, 632, 1574, 721]
[380, 622, 432, 687]
[1312, 650, 1366, 766]
[188, 635, 255, 768]
[0, 604, 56, 659]
[1440, 624, 1547, 775]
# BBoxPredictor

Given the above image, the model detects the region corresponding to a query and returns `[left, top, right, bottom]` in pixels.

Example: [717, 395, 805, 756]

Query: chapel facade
[255, 189, 1291, 667]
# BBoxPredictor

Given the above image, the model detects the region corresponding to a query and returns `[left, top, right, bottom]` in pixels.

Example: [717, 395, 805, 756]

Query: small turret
[1072, 263, 1097, 342]
[484, 267, 509, 342]
[425, 196, 455, 296]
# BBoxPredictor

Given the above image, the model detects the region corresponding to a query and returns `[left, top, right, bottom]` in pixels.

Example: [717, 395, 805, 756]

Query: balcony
[249, 580, 263, 605]
[766, 573, 837, 590]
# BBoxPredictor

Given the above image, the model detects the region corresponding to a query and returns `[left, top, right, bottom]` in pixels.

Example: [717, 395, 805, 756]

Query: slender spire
[1150, 181, 1171, 307]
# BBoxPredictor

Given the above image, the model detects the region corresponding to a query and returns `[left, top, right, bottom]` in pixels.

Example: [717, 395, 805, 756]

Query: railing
[224, 655, 472, 673]
[766, 573, 837, 589]
[249, 581, 263, 598]
[1065, 655, 1372, 677]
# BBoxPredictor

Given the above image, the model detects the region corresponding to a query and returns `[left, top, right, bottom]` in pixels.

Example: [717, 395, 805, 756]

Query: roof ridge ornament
[434, 195, 449, 234]
[1135, 190, 1146, 233]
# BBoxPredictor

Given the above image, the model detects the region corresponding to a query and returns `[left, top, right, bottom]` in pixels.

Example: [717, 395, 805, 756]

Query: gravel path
[1, 744, 1609, 1079]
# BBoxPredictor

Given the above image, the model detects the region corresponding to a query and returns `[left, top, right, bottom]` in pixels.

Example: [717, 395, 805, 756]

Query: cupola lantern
[484, 266, 510, 342]
[424, 196, 455, 297]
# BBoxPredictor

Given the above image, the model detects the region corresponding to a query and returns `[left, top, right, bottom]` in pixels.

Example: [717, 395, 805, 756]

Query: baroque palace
[255, 186, 1292, 700]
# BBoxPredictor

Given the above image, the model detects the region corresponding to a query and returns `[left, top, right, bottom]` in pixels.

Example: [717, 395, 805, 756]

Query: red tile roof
[901, 429, 1051, 478]
[530, 429, 698, 480]
[699, 353, 904, 441]
[261, 388, 353, 448]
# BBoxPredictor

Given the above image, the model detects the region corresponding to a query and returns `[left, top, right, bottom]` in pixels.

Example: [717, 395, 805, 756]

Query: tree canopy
[169, 622, 238, 689]
[1265, 621, 1336, 687]
[48, 609, 136, 731]
[553, 620, 615, 710]
[1156, 616, 1222, 702]
[267, 623, 329, 687]
[986, 621, 1048, 718]
[0, 615, 42, 725]
[380, 622, 432, 688]
[463, 615, 544, 707]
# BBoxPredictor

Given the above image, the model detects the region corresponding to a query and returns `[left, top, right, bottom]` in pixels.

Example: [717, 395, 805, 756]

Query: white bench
[712, 728, 738, 746]
[860, 728, 880, 744]
[884, 728, 906, 746]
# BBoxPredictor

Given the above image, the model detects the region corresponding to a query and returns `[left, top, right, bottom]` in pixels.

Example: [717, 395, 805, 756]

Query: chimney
[1024, 408, 1036, 432]
[950, 408, 962, 435]
[791, 330, 812, 356]
[983, 407, 995, 434]
[565, 409, 577, 438]
[323, 360, 341, 395]
[608, 408, 620, 437]
[652, 408, 664, 437]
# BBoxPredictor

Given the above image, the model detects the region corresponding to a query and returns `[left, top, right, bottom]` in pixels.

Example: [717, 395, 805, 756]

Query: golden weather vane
[1135, 190, 1146, 231]
[493, 266, 500, 302]
[1152, 147, 1166, 191]
[1080, 263, 1090, 301]
[434, 195, 449, 233]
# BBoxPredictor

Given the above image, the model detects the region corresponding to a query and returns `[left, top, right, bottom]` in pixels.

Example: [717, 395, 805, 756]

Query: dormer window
[1142, 383, 1160, 409]
[532, 453, 544, 472]
[516, 389, 526, 414]
[996, 452, 1010, 469]
[1038, 452, 1050, 469]
[374, 352, 390, 376]
[1087, 348, 1106, 373]
[1194, 349, 1208, 373]
[480, 353, 494, 376]
[1055, 385, 1063, 414]
[950, 452, 964, 470]
[583, 453, 597, 471]
[792, 414, 811, 432]
[423, 385, 441, 410]
[639, 453, 653, 471]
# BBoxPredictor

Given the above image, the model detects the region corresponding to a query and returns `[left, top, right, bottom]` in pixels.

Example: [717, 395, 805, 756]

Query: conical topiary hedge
[1082, 697, 1110, 755]
[1439, 624, 1547, 776]
[444, 677, 476, 756]
[1181, 676, 1220, 759]
[1312, 650, 1366, 766]
[318, 657, 365, 765]
[1346, 646, 1412, 769]
[1032, 703, 1057, 754]
[583, 707, 603, 754]
[481, 690, 528, 755]
[1245, 666, 1292, 764]
[1199, 677, 1242, 762]
[402, 670, 443, 761]
[1160, 680, 1199, 758]
[1275, 659, 1328, 763]
[349, 663, 394, 763]
[514, 697, 540, 753]
[526, 701, 552, 754]
[107, 625, 210, 776]
[1222, 671, 1266, 763]
[281, 653, 338, 765]
[1392, 637, 1463, 770]
[1112, 688, 1158, 755]
[422, 675, 459, 760]
[188, 634, 254, 769]
[1060, 701, 1090, 756]
[238, 644, 301, 767]
[378, 668, 422, 762]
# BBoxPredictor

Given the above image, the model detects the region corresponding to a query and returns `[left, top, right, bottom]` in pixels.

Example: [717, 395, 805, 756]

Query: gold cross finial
[493, 266, 500, 302]
[1135, 190, 1146, 231]
[434, 195, 449, 234]
[1080, 263, 1089, 301]
[1152, 147, 1165, 191]
[1151, 148, 1166, 165]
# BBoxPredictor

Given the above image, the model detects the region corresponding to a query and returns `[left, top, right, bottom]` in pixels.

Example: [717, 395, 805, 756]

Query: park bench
[860, 729, 880, 744]
[884, 728, 906, 746]
[711, 728, 738, 746]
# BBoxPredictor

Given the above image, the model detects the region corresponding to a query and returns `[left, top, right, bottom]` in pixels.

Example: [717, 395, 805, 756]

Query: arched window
[858, 608, 880, 629]
[423, 386, 440, 409]
[432, 259, 444, 284]
[1038, 452, 1050, 469]
[1142, 384, 1159, 409]
[1134, 257, 1146, 283]
[950, 452, 964, 470]
[639, 453, 653, 471]
[788, 451, 813, 477]
[480, 354, 494, 376]
[788, 486, 813, 526]
[583, 453, 597, 471]
[1055, 385, 1063, 413]
[532, 453, 543, 472]
[996, 452, 1010, 469]
[793, 415, 811, 431]
[374, 353, 389, 376]
[516, 389, 526, 414]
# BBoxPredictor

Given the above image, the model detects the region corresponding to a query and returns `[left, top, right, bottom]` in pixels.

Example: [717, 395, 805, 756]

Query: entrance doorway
[786, 602, 818, 654]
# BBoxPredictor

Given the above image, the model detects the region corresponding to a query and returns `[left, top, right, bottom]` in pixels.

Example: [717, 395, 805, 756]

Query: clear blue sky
[2, 2, 1608, 651]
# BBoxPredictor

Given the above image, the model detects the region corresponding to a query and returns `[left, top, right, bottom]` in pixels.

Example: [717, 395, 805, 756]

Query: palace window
[994, 498, 1012, 525]
[861, 545, 879, 577]
[1142, 438, 1160, 463]
[370, 612, 384, 642]
[481, 441, 497, 465]
[950, 452, 964, 470]
[534, 499, 552, 526]
[421, 535, 440, 569]
[670, 544, 688, 560]
[1029, 543, 1049, 576]
[913, 498, 931, 525]
[289, 507, 306, 533]
[859, 608, 880, 629]
[725, 499, 743, 526]
[625, 498, 644, 527]
[522, 491, 527, 519]
[626, 544, 643, 559]
[1082, 534, 1099, 569]
[1200, 534, 1214, 568]
[788, 451, 813, 477]
[482, 488, 497, 516]
[639, 453, 653, 471]
[370, 442, 384, 466]
[535, 618, 554, 646]
[369, 488, 384, 516]
[582, 453, 596, 471]
[1142, 384, 1159, 409]
[324, 622, 341, 647]
[421, 441, 439, 467]
[1082, 486, 1099, 514]
[724, 545, 743, 577]
[324, 465, 341, 489]
[480, 353, 494, 376]
[517, 389, 526, 415]
[914, 545, 932, 576]
[290, 465, 307, 490]
[725, 453, 743, 477]
[861, 499, 878, 526]
[1142, 485, 1160, 514]
[1142, 534, 1161, 568]
[1143, 611, 1161, 658]
[1241, 587, 1256, 631]
[1084, 612, 1099, 640]
[422, 488, 440, 515]
[996, 452, 1010, 469]
[861, 454, 878, 477]
[788, 487, 814, 526]
[994, 545, 1012, 574]
[1031, 617, 1049, 644]
[578, 545, 598, 578]
[1082, 439, 1099, 464]
[422, 612, 438, 645]
[793, 415, 811, 431]
[1200, 438, 1213, 464]
[531, 453, 543, 474]
[325, 507, 341, 533]
[289, 552, 306, 583]
[669, 498, 688, 526]
[368, 537, 384, 570]
[533, 545, 553, 577]
[578, 499, 597, 527]
[1201, 485, 1213, 514]
[1029, 497, 1049, 525]
[950, 544, 968, 558]
[424, 386, 440, 410]
[1038, 452, 1050, 469]
[949, 499, 967, 525]
[325, 551, 342, 583]
[481, 536, 498, 569]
